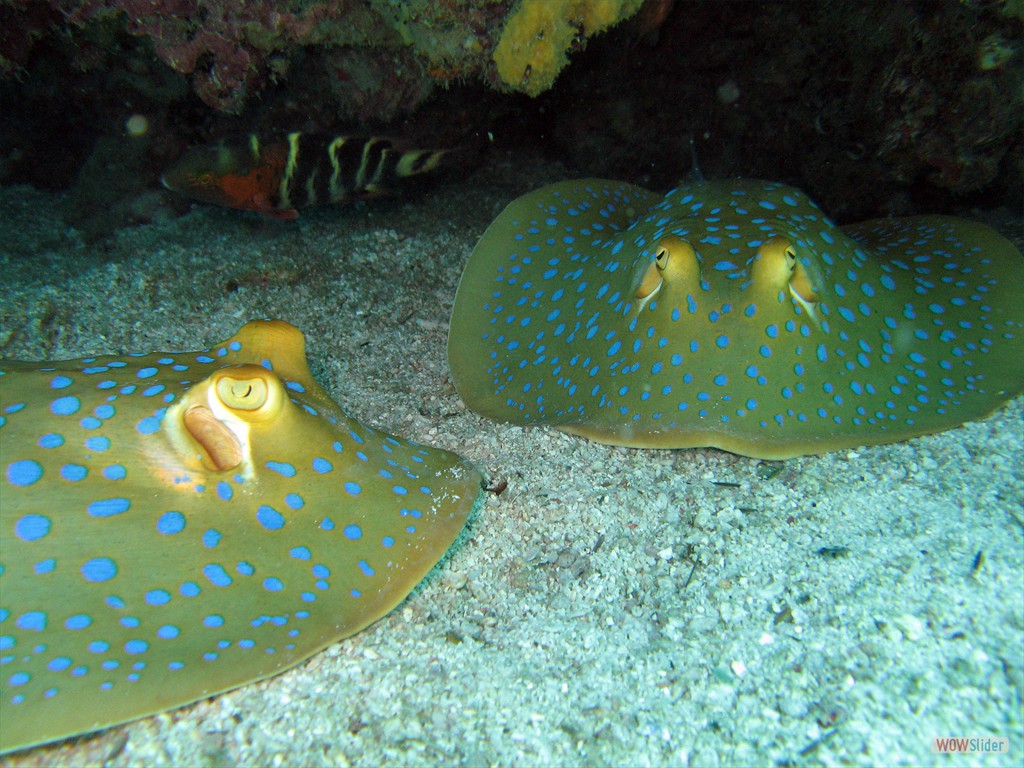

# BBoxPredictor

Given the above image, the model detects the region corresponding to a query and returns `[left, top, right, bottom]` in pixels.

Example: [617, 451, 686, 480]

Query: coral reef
[59, 1, 400, 114]
[1, 1, 658, 116]
[1, 1, 509, 116]
[0, 0, 1019, 235]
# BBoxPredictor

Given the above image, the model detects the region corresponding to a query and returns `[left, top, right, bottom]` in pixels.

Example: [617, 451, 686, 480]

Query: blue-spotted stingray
[0, 320, 482, 754]
[448, 179, 1024, 458]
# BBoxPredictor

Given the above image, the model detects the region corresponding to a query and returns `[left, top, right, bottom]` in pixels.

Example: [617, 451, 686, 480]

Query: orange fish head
[162, 139, 285, 216]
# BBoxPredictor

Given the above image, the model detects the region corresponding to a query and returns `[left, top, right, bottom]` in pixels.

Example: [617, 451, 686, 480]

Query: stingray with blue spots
[0, 319, 482, 754]
[448, 179, 1024, 457]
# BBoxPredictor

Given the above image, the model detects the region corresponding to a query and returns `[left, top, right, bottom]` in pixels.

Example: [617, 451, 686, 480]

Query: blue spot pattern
[0, 319, 480, 751]
[449, 178, 1024, 456]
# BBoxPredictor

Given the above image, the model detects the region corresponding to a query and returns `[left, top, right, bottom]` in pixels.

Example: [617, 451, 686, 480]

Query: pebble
[892, 613, 926, 642]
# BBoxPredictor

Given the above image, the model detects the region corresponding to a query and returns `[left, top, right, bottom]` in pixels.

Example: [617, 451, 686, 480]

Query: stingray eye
[784, 247, 820, 305]
[209, 366, 284, 423]
[216, 374, 269, 411]
[178, 367, 282, 472]
[654, 235, 690, 269]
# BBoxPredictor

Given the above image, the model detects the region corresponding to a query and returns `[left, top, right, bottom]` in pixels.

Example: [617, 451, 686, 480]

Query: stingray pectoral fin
[842, 214, 1024, 409]
[340, 454, 482, 636]
[449, 178, 660, 421]
[0, 319, 484, 755]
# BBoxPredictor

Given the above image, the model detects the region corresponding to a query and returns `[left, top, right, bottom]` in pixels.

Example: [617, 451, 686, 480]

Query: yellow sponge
[493, 0, 643, 96]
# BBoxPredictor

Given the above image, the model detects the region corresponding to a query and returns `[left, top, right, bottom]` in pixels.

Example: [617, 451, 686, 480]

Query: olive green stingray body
[0, 320, 481, 754]
[448, 179, 1024, 458]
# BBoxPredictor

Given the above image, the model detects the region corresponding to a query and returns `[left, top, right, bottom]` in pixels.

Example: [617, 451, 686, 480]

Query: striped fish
[162, 133, 453, 220]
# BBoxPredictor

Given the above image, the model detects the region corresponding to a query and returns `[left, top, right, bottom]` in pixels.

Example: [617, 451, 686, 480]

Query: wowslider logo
[933, 736, 1009, 754]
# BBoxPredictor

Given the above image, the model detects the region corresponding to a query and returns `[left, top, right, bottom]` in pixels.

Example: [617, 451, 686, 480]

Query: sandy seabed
[1, 154, 1021, 767]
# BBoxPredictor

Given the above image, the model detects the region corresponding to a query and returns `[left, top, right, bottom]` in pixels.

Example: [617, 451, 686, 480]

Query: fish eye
[195, 173, 214, 186]
[785, 247, 820, 304]
[636, 236, 696, 302]
[654, 236, 695, 271]
[216, 374, 269, 411]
